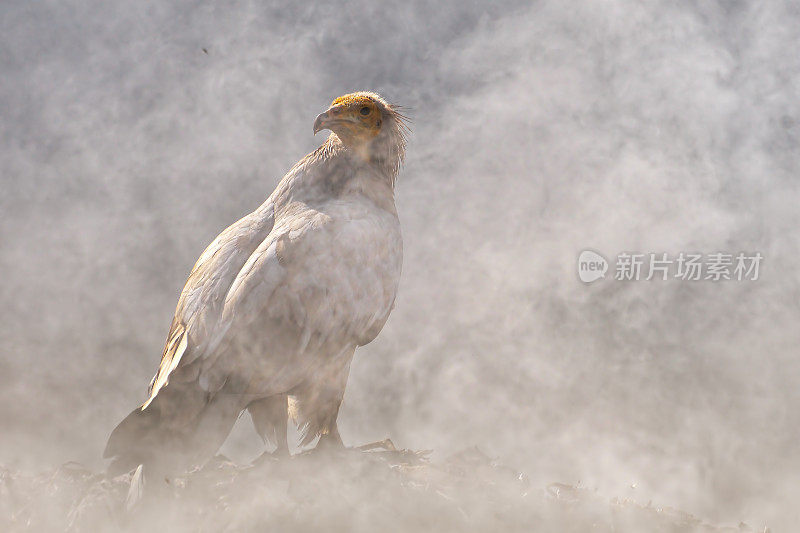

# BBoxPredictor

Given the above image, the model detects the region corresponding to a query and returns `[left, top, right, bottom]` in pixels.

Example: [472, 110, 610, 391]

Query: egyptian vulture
[105, 92, 408, 475]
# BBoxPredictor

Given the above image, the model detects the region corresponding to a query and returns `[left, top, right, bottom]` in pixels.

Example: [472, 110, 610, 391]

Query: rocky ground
[0, 440, 767, 533]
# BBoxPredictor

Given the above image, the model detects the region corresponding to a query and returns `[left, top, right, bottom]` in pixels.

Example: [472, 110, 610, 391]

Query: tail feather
[104, 403, 169, 477]
[125, 464, 145, 511]
[104, 382, 242, 477]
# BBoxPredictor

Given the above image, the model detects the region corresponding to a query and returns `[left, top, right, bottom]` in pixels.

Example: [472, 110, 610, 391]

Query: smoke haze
[1, 0, 799, 529]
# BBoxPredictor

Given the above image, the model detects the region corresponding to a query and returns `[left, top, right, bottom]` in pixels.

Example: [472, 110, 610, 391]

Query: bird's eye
[360, 106, 371, 116]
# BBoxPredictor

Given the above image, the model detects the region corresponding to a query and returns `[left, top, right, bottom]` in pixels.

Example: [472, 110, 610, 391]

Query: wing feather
[140, 203, 275, 408]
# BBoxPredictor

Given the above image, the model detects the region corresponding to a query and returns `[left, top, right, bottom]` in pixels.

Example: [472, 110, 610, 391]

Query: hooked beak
[313, 111, 329, 135]
[313, 105, 357, 135]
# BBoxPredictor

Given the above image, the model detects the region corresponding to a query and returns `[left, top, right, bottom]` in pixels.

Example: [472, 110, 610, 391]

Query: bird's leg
[271, 415, 289, 457]
[294, 351, 353, 452]
[316, 420, 344, 449]
[247, 394, 290, 459]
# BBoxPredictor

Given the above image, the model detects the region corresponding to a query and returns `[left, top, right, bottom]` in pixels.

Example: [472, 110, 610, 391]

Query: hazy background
[2, 0, 799, 530]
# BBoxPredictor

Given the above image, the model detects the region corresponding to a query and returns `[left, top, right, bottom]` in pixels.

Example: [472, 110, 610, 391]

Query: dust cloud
[1, 1, 798, 530]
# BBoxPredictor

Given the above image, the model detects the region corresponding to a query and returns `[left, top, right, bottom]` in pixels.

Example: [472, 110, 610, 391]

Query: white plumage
[105, 92, 408, 475]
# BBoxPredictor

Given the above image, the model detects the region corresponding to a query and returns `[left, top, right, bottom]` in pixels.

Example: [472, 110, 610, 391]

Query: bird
[104, 91, 409, 476]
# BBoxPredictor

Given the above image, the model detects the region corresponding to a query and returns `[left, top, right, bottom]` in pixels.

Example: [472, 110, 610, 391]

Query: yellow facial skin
[313, 94, 384, 155]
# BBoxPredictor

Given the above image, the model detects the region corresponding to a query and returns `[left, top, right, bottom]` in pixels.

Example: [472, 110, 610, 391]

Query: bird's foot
[252, 446, 290, 466]
[356, 438, 397, 452]
[308, 427, 347, 456]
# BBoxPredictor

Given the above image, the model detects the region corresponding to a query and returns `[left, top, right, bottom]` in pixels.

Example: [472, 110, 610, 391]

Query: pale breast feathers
[143, 145, 402, 407]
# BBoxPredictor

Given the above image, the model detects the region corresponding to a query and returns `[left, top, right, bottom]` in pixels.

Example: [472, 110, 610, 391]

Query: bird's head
[314, 91, 409, 177]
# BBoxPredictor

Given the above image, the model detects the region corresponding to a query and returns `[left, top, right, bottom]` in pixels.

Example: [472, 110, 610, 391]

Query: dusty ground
[0, 441, 765, 533]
